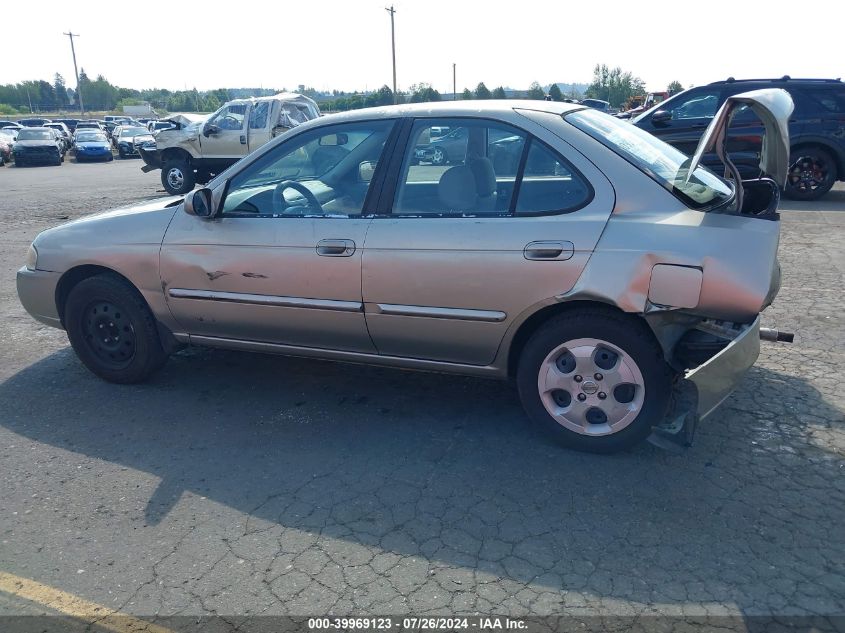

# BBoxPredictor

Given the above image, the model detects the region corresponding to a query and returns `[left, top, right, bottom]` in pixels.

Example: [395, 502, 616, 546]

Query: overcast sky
[5, 0, 842, 94]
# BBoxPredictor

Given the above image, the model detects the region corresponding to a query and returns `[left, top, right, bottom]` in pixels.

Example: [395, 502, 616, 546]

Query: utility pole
[453, 63, 456, 100]
[386, 5, 397, 104]
[63, 31, 84, 115]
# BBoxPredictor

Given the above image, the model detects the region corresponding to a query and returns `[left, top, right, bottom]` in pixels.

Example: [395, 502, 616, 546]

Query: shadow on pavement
[1, 345, 843, 614]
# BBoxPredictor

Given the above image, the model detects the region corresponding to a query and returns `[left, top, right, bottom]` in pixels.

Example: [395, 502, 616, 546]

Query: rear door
[361, 114, 614, 366]
[247, 101, 272, 152]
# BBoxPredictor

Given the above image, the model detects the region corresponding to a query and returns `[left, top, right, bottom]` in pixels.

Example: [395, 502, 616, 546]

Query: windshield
[566, 108, 733, 209]
[17, 129, 53, 141]
[77, 133, 106, 143]
[119, 128, 147, 138]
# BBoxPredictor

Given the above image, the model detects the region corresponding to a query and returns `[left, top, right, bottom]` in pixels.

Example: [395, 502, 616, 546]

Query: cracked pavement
[0, 161, 843, 627]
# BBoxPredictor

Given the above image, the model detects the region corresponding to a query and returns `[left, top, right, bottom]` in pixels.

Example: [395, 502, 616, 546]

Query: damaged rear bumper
[650, 316, 761, 448]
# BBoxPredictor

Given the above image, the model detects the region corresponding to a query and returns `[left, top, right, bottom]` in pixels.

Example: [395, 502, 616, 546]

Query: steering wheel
[220, 115, 241, 130]
[272, 180, 323, 215]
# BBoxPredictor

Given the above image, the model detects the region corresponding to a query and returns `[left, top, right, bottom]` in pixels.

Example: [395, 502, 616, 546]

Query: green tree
[475, 82, 492, 99]
[461, 88, 473, 100]
[548, 83, 563, 101]
[527, 81, 546, 100]
[492, 86, 506, 99]
[585, 64, 646, 108]
[667, 80, 684, 95]
[408, 83, 441, 103]
[53, 74, 68, 107]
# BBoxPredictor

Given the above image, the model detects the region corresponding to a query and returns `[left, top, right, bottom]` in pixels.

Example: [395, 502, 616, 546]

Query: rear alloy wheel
[161, 160, 196, 195]
[784, 148, 837, 201]
[64, 274, 168, 383]
[517, 310, 673, 453]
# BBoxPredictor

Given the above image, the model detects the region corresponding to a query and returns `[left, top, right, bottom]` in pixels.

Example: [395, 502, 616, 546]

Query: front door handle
[316, 239, 356, 257]
[240, 134, 247, 144]
[524, 241, 574, 261]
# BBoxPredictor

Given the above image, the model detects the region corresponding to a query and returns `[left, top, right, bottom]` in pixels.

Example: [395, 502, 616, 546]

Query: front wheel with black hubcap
[161, 159, 196, 195]
[517, 309, 673, 453]
[783, 148, 837, 201]
[64, 274, 168, 384]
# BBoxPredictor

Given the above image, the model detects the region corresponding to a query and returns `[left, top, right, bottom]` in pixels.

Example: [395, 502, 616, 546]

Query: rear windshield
[119, 127, 147, 137]
[17, 129, 53, 140]
[566, 108, 733, 210]
[77, 133, 106, 142]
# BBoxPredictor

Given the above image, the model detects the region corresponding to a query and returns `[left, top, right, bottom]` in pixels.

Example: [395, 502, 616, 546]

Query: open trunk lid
[687, 89, 794, 213]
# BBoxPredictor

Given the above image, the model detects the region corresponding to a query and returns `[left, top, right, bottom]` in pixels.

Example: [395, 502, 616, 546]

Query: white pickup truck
[140, 93, 320, 194]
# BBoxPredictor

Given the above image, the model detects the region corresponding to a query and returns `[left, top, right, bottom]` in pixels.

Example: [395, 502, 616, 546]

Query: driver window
[221, 120, 394, 218]
[209, 104, 247, 131]
[669, 90, 721, 120]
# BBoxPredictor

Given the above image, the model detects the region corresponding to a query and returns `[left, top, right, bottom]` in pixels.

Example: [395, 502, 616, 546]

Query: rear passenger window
[515, 140, 591, 215]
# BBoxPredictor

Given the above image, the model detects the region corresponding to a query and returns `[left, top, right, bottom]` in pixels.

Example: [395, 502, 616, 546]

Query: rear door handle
[316, 239, 356, 257]
[524, 241, 574, 261]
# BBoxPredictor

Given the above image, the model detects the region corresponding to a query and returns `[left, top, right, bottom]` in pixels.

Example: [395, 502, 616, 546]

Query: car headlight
[26, 244, 38, 271]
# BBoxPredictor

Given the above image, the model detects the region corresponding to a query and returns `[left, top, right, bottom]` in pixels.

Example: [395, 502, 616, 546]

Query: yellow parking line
[0, 571, 176, 633]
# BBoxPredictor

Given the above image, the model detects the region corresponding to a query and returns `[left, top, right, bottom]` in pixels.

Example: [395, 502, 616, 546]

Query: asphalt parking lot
[0, 159, 843, 629]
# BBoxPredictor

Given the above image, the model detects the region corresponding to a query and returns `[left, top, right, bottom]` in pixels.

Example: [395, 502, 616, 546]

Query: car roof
[317, 100, 584, 124]
[707, 76, 842, 86]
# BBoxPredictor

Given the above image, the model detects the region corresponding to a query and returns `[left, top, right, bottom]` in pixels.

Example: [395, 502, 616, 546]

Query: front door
[362, 116, 614, 366]
[646, 88, 723, 159]
[161, 119, 397, 352]
[200, 102, 249, 159]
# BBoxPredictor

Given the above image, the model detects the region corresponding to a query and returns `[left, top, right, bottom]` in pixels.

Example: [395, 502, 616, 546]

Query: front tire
[161, 159, 195, 195]
[64, 274, 168, 384]
[517, 309, 673, 453]
[783, 147, 837, 201]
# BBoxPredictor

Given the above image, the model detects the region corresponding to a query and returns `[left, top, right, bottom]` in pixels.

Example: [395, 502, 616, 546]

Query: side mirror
[358, 160, 377, 183]
[184, 188, 215, 218]
[203, 124, 220, 137]
[651, 109, 671, 124]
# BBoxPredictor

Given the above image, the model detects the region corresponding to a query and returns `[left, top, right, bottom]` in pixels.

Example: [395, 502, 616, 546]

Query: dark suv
[634, 77, 845, 200]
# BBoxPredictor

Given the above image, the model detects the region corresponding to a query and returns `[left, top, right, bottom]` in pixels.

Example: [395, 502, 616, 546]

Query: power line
[63, 31, 84, 115]
[385, 6, 397, 103]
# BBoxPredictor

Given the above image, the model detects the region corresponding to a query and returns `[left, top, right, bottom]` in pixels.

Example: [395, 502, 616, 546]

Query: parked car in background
[147, 120, 175, 133]
[142, 93, 320, 194]
[115, 126, 154, 158]
[0, 120, 24, 130]
[53, 118, 80, 133]
[18, 118, 53, 127]
[634, 76, 845, 200]
[12, 127, 65, 166]
[0, 129, 16, 160]
[75, 120, 104, 132]
[0, 135, 12, 165]
[18, 93, 793, 453]
[1, 127, 19, 141]
[72, 130, 113, 162]
[580, 99, 611, 113]
[413, 125, 514, 165]
[43, 122, 73, 151]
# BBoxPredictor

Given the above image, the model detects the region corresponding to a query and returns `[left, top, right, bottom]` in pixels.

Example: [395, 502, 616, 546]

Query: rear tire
[161, 159, 195, 195]
[783, 147, 837, 201]
[64, 274, 168, 384]
[516, 308, 673, 453]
